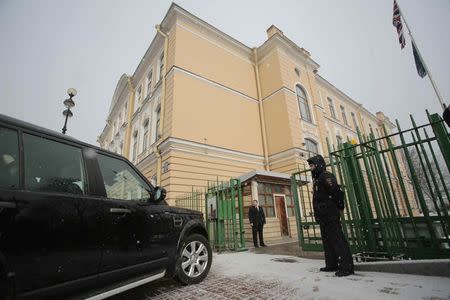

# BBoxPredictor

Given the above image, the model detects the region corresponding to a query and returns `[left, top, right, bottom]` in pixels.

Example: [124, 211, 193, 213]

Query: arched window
[296, 85, 312, 122]
[305, 138, 318, 157]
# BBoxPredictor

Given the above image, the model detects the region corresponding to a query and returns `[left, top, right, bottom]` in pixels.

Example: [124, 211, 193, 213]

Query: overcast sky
[1, 0, 449, 145]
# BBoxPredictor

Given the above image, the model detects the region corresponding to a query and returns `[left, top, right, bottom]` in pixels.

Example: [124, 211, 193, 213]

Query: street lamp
[62, 88, 77, 134]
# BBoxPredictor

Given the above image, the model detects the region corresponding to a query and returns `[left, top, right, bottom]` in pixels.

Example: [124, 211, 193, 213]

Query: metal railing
[291, 112, 450, 260]
[175, 179, 247, 252]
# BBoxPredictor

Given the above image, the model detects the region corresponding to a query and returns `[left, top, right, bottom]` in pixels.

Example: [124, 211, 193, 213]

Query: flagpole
[396, 1, 446, 109]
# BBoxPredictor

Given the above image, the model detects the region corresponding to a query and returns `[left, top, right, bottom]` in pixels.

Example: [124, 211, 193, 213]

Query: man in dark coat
[307, 154, 354, 277]
[248, 199, 266, 248]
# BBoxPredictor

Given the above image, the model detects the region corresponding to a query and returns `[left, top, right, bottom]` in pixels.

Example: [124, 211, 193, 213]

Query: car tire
[175, 234, 212, 285]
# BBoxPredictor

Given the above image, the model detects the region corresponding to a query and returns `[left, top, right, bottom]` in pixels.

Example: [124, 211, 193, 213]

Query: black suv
[0, 114, 212, 300]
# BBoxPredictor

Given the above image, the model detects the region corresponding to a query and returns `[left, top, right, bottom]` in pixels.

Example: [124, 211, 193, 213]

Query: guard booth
[291, 112, 450, 260]
[175, 171, 301, 250]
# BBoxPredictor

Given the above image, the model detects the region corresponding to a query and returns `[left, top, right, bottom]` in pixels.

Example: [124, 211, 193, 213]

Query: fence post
[396, 119, 440, 250]
[235, 179, 246, 250]
[342, 142, 379, 252]
[428, 112, 450, 173]
[291, 174, 304, 249]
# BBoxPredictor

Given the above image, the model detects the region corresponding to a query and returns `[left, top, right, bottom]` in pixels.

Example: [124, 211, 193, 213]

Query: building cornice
[108, 74, 131, 116]
[158, 137, 264, 166]
[268, 147, 310, 166]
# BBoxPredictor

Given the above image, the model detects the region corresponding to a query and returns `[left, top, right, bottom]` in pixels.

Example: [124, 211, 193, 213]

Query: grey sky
[1, 0, 449, 145]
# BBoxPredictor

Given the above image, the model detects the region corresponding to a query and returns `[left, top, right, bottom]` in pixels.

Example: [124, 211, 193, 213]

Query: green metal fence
[291, 112, 450, 260]
[175, 179, 247, 252]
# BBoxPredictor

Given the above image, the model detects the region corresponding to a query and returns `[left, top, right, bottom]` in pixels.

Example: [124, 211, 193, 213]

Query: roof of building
[238, 169, 291, 183]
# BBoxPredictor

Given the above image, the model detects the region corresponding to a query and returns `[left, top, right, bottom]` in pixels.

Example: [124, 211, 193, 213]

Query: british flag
[392, 0, 406, 49]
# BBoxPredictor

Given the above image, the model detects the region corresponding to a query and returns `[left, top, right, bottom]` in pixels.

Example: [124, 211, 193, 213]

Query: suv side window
[97, 154, 151, 201]
[23, 134, 86, 194]
[0, 126, 20, 188]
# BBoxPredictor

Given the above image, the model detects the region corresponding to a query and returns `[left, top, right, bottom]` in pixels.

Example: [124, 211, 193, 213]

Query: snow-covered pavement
[114, 251, 450, 299]
[211, 252, 450, 299]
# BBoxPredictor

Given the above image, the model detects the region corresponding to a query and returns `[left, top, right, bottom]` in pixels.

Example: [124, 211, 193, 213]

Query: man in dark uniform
[307, 154, 354, 277]
[248, 199, 266, 248]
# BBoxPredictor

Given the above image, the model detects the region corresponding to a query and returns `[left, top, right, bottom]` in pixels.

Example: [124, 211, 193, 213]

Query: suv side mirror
[153, 186, 167, 202]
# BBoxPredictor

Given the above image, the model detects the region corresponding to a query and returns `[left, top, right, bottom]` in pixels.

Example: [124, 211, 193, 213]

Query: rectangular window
[132, 132, 138, 161]
[0, 127, 20, 188]
[147, 70, 153, 96]
[340, 105, 348, 126]
[336, 135, 343, 145]
[159, 53, 164, 81]
[143, 121, 149, 151]
[97, 154, 150, 201]
[285, 195, 295, 217]
[328, 98, 336, 119]
[256, 182, 275, 217]
[23, 134, 85, 195]
[351, 112, 358, 130]
[305, 139, 318, 156]
[155, 107, 161, 142]
[135, 86, 142, 112]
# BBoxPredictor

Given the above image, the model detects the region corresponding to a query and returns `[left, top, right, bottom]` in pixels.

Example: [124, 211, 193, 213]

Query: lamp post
[62, 88, 77, 135]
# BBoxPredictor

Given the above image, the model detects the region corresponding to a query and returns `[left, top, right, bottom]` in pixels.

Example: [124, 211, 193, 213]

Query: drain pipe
[253, 48, 270, 171]
[123, 76, 135, 159]
[154, 24, 169, 186]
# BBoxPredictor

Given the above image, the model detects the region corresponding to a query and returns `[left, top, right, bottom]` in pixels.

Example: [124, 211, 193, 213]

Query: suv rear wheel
[175, 234, 212, 285]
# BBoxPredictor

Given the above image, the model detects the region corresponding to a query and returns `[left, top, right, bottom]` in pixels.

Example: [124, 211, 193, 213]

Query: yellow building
[98, 4, 403, 243]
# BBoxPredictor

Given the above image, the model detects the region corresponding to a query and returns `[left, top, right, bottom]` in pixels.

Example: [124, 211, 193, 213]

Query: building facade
[98, 4, 406, 243]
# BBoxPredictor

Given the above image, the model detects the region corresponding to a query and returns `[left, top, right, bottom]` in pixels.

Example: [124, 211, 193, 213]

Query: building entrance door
[275, 195, 289, 236]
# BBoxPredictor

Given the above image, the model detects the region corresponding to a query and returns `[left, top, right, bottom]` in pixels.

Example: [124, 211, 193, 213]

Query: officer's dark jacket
[248, 205, 266, 226]
[307, 155, 342, 222]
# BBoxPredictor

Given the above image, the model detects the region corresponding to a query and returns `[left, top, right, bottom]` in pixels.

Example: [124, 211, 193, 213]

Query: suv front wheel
[175, 234, 212, 285]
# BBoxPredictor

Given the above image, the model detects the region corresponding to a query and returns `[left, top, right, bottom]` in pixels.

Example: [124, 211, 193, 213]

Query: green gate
[291, 112, 450, 260]
[176, 179, 247, 252]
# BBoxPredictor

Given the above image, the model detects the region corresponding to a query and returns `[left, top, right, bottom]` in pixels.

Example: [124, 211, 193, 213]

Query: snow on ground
[212, 252, 450, 300]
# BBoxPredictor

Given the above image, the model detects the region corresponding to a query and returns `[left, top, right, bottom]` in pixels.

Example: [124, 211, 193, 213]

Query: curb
[354, 259, 450, 277]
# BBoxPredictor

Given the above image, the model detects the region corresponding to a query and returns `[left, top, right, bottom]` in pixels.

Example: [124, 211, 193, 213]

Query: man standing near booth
[248, 199, 266, 248]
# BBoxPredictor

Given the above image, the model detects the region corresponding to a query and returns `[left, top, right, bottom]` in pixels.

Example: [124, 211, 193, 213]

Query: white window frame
[340, 105, 348, 126]
[147, 69, 153, 97]
[351, 112, 358, 130]
[132, 131, 138, 161]
[295, 84, 312, 123]
[328, 97, 336, 119]
[142, 119, 149, 152]
[135, 86, 142, 113]
[159, 52, 164, 81]
[304, 138, 319, 156]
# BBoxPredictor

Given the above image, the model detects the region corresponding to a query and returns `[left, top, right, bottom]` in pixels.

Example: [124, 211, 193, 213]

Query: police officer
[307, 154, 354, 277]
[248, 199, 267, 248]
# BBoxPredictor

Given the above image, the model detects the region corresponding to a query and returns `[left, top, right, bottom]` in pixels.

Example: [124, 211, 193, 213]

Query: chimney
[376, 111, 389, 126]
[266, 25, 283, 39]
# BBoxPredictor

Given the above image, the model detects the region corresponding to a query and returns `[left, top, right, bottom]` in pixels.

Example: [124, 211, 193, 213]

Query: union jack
[392, 0, 406, 49]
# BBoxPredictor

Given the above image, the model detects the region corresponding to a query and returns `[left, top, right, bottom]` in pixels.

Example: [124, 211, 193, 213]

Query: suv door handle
[0, 202, 16, 209]
[109, 208, 131, 214]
